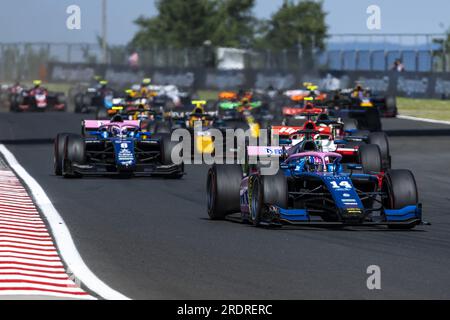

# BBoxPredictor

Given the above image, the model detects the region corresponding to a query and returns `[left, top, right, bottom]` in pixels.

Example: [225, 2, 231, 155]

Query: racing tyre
[368, 132, 391, 170]
[343, 118, 358, 132]
[74, 94, 83, 112]
[82, 95, 92, 107]
[358, 144, 382, 174]
[207, 164, 242, 220]
[10, 94, 23, 112]
[158, 134, 184, 178]
[63, 135, 86, 178]
[365, 108, 382, 132]
[155, 122, 172, 134]
[158, 134, 176, 165]
[146, 122, 156, 133]
[56, 94, 67, 105]
[14, 94, 24, 106]
[250, 171, 288, 226]
[205, 100, 216, 112]
[383, 170, 419, 230]
[54, 133, 75, 176]
[385, 96, 398, 117]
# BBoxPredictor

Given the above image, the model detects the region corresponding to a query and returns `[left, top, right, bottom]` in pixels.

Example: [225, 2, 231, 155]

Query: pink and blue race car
[54, 116, 184, 179]
[207, 150, 423, 229]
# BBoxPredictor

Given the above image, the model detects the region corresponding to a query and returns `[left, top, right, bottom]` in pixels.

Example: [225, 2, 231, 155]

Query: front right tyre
[383, 169, 419, 230]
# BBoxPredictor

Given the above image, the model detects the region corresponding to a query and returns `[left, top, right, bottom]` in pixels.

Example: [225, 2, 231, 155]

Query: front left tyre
[63, 134, 86, 178]
[54, 133, 76, 176]
[207, 164, 242, 220]
[249, 171, 288, 226]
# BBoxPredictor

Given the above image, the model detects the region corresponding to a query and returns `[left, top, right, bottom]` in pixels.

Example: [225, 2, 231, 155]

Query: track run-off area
[0, 112, 449, 299]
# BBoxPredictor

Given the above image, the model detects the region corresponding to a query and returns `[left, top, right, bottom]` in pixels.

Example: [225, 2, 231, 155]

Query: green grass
[197, 90, 219, 101]
[397, 97, 450, 121]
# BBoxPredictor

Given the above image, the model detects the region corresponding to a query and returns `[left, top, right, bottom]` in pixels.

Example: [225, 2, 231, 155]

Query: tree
[131, 0, 215, 49]
[264, 0, 328, 52]
[210, 0, 256, 48]
[130, 0, 257, 49]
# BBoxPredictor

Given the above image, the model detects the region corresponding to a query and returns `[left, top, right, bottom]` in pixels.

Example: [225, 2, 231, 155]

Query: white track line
[0, 145, 130, 300]
[397, 115, 450, 126]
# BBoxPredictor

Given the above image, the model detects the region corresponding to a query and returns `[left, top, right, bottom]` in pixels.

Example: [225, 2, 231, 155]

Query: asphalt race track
[1, 113, 450, 299]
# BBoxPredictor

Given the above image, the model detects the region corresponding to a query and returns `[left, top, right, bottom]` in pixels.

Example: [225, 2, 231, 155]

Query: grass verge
[397, 97, 450, 122]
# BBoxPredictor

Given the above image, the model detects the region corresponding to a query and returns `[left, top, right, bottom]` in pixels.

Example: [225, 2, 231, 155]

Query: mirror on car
[347, 164, 363, 171]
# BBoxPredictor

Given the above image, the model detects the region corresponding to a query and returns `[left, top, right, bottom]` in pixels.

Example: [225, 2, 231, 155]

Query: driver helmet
[110, 125, 121, 137]
[33, 80, 42, 89]
[141, 78, 151, 87]
[99, 80, 108, 89]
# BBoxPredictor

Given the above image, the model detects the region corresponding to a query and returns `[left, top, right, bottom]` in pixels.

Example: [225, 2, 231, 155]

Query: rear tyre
[365, 108, 382, 132]
[343, 118, 358, 132]
[74, 94, 83, 113]
[358, 144, 382, 173]
[385, 96, 398, 117]
[63, 135, 86, 178]
[56, 94, 67, 105]
[250, 171, 288, 226]
[146, 122, 156, 133]
[207, 164, 242, 220]
[383, 170, 419, 230]
[155, 122, 172, 134]
[368, 132, 391, 170]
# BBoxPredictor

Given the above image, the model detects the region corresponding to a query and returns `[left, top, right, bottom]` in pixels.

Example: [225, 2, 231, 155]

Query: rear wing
[247, 146, 284, 158]
[272, 125, 329, 135]
[83, 120, 141, 131]
[271, 126, 303, 137]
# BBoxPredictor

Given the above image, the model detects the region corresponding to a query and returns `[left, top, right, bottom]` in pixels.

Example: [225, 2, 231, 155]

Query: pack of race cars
[39, 78, 422, 230]
[205, 84, 422, 230]
[1, 80, 67, 112]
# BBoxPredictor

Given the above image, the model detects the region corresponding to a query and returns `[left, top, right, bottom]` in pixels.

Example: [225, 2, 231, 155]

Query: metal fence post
[384, 50, 389, 71]
[67, 44, 72, 64]
[339, 50, 344, 71]
[355, 50, 360, 70]
[415, 50, 419, 72]
[444, 41, 447, 73]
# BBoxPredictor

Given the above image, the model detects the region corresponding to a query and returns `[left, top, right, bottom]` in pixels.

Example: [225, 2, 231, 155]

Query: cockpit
[98, 124, 140, 139]
[283, 152, 343, 174]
